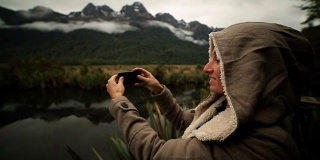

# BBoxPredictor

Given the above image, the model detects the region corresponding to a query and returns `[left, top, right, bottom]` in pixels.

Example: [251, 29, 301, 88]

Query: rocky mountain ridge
[0, 2, 221, 41]
[0, 2, 224, 65]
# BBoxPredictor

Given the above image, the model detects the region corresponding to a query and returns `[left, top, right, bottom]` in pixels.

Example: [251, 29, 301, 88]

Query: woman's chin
[210, 86, 217, 92]
[210, 86, 223, 94]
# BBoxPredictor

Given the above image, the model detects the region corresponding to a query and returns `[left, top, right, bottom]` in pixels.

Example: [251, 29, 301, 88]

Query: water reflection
[0, 88, 150, 127]
[0, 86, 201, 160]
[0, 116, 118, 160]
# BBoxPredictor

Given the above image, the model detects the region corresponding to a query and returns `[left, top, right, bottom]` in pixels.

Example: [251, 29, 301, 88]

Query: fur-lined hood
[182, 22, 314, 141]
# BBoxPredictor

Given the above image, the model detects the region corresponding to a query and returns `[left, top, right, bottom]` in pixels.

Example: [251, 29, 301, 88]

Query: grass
[0, 58, 207, 90]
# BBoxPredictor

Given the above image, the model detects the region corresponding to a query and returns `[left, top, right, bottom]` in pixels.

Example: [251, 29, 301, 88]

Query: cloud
[0, 21, 138, 34]
[144, 20, 208, 45]
[90, 100, 110, 109]
[0, 20, 208, 45]
[49, 99, 85, 110]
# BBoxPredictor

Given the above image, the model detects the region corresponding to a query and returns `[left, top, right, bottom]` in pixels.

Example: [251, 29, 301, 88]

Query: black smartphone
[117, 71, 141, 86]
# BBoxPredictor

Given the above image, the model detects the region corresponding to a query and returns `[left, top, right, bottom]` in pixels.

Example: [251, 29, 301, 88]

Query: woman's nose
[203, 62, 212, 73]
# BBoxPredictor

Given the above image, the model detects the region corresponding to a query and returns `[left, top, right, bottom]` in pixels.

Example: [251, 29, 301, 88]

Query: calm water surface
[2, 86, 319, 160]
[0, 86, 201, 160]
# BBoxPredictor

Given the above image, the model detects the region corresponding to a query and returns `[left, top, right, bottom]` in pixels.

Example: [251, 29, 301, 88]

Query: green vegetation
[0, 27, 208, 65]
[0, 57, 66, 89]
[146, 102, 183, 140]
[0, 58, 110, 90]
[0, 58, 207, 90]
[103, 135, 134, 160]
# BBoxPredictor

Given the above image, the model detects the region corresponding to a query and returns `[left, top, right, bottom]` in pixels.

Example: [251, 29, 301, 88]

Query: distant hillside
[0, 2, 224, 65]
[0, 26, 208, 65]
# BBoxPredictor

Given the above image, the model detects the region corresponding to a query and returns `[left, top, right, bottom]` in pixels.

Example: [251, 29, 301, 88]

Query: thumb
[118, 76, 124, 85]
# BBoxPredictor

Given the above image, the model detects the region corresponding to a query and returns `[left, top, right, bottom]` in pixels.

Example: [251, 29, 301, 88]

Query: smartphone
[117, 71, 141, 86]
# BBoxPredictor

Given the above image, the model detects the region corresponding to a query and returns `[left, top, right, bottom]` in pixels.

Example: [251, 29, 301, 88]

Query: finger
[111, 74, 117, 80]
[106, 83, 110, 93]
[108, 74, 117, 82]
[118, 76, 124, 85]
[134, 82, 142, 87]
[137, 75, 149, 82]
[133, 67, 144, 71]
[133, 67, 149, 76]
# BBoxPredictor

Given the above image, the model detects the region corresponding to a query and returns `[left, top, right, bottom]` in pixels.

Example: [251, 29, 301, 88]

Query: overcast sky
[0, 0, 307, 30]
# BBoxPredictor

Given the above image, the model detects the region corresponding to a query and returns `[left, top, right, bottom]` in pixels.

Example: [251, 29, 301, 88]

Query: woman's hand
[106, 75, 125, 99]
[133, 67, 164, 94]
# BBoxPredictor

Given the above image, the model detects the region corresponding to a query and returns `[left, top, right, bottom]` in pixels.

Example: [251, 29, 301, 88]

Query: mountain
[155, 13, 185, 28]
[68, 3, 116, 21]
[0, 2, 223, 65]
[0, 2, 220, 39]
[120, 2, 154, 21]
[0, 6, 68, 25]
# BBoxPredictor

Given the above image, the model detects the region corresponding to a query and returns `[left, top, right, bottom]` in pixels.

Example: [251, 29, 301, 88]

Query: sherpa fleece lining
[181, 33, 238, 141]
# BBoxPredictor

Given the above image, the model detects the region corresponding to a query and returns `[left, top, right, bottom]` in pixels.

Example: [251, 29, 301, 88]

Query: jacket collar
[182, 96, 237, 141]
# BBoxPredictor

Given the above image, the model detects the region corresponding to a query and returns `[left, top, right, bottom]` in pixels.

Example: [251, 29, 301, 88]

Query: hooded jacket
[108, 22, 314, 160]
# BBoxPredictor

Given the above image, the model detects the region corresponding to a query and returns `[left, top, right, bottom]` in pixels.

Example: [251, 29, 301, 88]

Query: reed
[0, 59, 207, 90]
[146, 102, 183, 140]
[90, 101, 185, 160]
[102, 136, 134, 160]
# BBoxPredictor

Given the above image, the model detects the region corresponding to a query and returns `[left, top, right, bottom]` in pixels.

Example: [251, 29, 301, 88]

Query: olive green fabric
[108, 22, 314, 160]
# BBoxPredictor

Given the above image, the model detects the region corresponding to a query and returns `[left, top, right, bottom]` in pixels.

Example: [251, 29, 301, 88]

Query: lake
[0, 85, 201, 160]
[1, 86, 319, 160]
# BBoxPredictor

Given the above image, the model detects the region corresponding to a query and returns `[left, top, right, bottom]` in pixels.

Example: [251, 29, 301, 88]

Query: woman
[106, 22, 314, 160]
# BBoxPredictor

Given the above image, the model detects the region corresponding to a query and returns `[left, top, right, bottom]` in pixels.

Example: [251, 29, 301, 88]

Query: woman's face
[203, 48, 224, 94]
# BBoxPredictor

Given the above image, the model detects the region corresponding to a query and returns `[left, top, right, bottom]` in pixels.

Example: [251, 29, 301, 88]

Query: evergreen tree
[299, 0, 320, 26]
[298, 0, 320, 97]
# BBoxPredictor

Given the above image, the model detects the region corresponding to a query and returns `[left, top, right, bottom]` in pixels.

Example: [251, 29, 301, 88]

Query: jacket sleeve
[151, 85, 195, 130]
[108, 96, 212, 160]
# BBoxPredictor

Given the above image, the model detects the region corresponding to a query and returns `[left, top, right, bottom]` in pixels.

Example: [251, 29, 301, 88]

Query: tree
[297, 0, 320, 98]
[299, 0, 320, 26]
